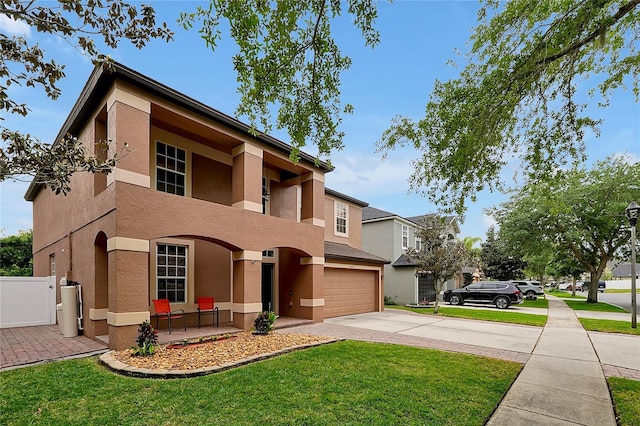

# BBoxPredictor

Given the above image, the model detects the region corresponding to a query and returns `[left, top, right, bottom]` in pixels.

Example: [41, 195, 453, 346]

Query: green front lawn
[563, 299, 628, 313]
[521, 297, 549, 309]
[608, 377, 640, 425]
[0, 341, 521, 425]
[390, 305, 547, 327]
[579, 318, 640, 336]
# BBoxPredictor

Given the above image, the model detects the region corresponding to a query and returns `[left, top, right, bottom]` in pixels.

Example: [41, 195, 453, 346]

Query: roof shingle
[324, 242, 390, 264]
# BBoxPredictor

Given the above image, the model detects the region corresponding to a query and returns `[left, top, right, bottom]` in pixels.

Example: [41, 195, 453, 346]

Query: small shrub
[384, 295, 398, 305]
[254, 311, 278, 335]
[131, 320, 158, 356]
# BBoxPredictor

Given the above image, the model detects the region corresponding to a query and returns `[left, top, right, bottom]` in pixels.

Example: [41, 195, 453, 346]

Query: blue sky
[1, 1, 638, 240]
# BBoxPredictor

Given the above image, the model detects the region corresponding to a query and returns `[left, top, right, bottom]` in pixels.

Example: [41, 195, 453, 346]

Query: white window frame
[415, 236, 422, 251]
[262, 249, 275, 258]
[335, 201, 348, 236]
[402, 225, 409, 249]
[49, 254, 56, 277]
[155, 141, 187, 196]
[156, 243, 188, 303]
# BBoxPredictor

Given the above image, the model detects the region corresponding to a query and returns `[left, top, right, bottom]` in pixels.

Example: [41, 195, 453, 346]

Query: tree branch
[535, 0, 640, 65]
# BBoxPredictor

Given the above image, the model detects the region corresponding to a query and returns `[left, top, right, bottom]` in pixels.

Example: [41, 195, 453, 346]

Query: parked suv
[443, 281, 523, 309]
[511, 280, 544, 297]
[581, 281, 606, 293]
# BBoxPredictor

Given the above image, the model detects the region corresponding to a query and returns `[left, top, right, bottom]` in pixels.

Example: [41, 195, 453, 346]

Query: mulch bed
[111, 332, 332, 371]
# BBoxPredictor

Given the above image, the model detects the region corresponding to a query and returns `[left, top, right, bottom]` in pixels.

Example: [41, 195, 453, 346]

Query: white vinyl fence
[605, 279, 635, 290]
[0, 276, 56, 328]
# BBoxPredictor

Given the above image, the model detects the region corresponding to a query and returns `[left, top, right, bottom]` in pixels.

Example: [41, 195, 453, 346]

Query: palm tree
[463, 236, 482, 265]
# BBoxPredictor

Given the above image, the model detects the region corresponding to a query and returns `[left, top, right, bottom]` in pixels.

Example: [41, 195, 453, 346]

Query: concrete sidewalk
[488, 297, 617, 426]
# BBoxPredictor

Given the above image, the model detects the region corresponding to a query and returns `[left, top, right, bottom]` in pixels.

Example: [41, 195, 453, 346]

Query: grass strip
[605, 289, 640, 294]
[521, 298, 549, 309]
[564, 299, 628, 313]
[608, 377, 640, 425]
[0, 341, 521, 426]
[390, 305, 547, 327]
[546, 291, 587, 299]
[578, 318, 640, 335]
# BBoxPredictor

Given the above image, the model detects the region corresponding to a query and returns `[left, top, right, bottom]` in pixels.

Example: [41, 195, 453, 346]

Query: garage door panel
[324, 269, 377, 318]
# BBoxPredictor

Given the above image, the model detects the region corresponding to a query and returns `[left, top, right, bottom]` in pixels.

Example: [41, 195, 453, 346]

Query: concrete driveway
[325, 310, 542, 354]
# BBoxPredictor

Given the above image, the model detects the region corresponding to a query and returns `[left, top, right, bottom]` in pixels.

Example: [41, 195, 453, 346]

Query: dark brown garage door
[324, 269, 377, 318]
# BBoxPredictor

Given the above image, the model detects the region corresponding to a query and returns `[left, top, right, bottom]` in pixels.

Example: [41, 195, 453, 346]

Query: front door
[261, 263, 274, 312]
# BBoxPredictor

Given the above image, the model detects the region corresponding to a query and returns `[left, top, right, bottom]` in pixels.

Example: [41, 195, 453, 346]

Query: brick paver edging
[601, 364, 640, 381]
[99, 338, 343, 379]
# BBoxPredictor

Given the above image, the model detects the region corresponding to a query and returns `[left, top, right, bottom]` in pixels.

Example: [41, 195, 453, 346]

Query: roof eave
[325, 254, 390, 265]
[325, 188, 368, 207]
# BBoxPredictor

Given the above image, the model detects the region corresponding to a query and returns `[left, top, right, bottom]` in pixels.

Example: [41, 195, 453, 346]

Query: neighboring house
[26, 62, 387, 350]
[611, 263, 640, 279]
[362, 207, 461, 305]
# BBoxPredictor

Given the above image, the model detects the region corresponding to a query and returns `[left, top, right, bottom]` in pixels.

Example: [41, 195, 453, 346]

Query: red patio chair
[197, 296, 219, 328]
[152, 299, 186, 334]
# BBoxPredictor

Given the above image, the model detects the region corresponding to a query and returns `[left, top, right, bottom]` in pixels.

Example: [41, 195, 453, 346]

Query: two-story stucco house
[26, 62, 387, 350]
[361, 206, 460, 305]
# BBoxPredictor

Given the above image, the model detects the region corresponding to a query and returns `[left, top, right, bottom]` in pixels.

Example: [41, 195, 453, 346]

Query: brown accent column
[307, 263, 325, 322]
[232, 252, 262, 330]
[107, 99, 150, 177]
[107, 250, 149, 350]
[301, 173, 325, 224]
[232, 144, 263, 212]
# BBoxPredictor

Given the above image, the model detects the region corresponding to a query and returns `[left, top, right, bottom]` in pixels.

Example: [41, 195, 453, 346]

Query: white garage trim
[300, 298, 325, 307]
[324, 262, 381, 271]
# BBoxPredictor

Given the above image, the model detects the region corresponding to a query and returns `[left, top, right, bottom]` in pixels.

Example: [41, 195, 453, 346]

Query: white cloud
[0, 14, 31, 37]
[325, 148, 414, 198]
[611, 151, 639, 164]
[482, 212, 497, 230]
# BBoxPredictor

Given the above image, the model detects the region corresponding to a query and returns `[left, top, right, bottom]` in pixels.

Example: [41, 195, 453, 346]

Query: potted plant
[254, 311, 278, 335]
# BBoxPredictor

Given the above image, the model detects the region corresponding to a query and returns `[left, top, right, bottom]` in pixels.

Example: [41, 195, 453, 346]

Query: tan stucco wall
[32, 120, 116, 256]
[323, 196, 363, 249]
[269, 181, 298, 221]
[114, 184, 324, 255]
[192, 154, 232, 205]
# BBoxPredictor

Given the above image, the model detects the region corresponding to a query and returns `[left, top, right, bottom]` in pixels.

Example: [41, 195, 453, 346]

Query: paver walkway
[0, 325, 107, 370]
[487, 297, 617, 426]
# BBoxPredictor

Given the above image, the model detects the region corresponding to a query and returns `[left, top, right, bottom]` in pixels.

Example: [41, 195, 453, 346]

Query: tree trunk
[433, 279, 444, 314]
[587, 273, 599, 303]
